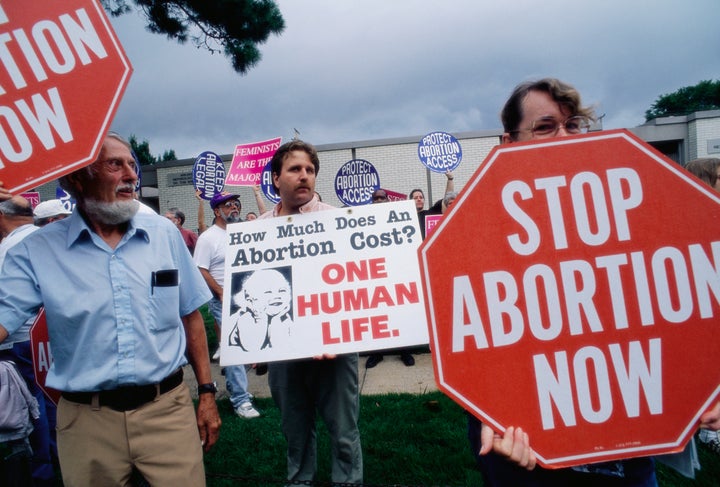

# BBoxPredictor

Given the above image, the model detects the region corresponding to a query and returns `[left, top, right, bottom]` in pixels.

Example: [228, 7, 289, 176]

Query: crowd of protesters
[1, 78, 719, 487]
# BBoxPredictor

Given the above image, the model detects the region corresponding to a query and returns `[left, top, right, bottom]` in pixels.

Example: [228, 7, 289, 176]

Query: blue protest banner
[334, 159, 380, 206]
[417, 131, 462, 173]
[193, 151, 226, 200]
[260, 161, 281, 204]
[55, 187, 75, 212]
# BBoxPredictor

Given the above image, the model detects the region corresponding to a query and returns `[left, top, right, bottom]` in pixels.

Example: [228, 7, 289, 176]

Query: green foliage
[160, 149, 177, 162]
[128, 134, 176, 165]
[101, 0, 285, 74]
[645, 80, 720, 121]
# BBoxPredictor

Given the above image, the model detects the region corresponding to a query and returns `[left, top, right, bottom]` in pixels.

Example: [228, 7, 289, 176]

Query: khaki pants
[57, 383, 205, 487]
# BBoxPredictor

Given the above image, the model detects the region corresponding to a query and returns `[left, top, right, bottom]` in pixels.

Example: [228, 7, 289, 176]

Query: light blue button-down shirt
[0, 210, 211, 392]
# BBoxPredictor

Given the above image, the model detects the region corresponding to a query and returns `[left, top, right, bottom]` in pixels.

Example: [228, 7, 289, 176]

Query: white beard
[84, 199, 139, 225]
[221, 211, 242, 224]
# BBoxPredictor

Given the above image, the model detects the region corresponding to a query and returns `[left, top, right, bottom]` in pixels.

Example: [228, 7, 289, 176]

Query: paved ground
[184, 351, 438, 400]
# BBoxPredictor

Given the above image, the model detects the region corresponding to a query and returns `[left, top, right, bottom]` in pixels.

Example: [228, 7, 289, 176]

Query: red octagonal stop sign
[0, 1, 132, 193]
[419, 129, 720, 468]
[30, 308, 60, 406]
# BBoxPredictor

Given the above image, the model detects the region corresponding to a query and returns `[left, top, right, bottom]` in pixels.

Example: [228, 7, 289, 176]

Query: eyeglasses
[514, 115, 592, 137]
[223, 200, 241, 209]
[372, 194, 388, 201]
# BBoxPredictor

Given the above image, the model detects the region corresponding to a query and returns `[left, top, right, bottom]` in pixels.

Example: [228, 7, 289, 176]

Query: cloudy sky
[108, 0, 720, 160]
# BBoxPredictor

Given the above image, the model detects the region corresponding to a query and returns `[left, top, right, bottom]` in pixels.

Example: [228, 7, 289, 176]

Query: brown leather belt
[61, 368, 183, 411]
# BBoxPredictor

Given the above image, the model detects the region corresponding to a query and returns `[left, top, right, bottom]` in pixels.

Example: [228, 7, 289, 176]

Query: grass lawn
[203, 392, 720, 487]
[200, 306, 719, 486]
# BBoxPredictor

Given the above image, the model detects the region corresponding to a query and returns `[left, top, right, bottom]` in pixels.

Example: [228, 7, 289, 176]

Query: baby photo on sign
[227, 266, 294, 352]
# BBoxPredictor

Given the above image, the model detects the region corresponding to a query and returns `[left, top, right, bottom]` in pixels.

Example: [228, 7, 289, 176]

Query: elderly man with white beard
[0, 133, 221, 487]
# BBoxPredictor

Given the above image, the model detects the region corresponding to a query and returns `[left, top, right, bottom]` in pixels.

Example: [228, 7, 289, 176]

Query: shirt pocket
[147, 269, 181, 332]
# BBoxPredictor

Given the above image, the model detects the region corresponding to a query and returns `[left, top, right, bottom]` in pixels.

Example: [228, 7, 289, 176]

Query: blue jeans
[208, 298, 251, 406]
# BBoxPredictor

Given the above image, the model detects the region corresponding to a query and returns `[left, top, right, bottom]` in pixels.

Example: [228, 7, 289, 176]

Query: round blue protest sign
[55, 187, 75, 212]
[417, 131, 462, 173]
[260, 161, 280, 205]
[334, 159, 380, 206]
[193, 151, 226, 200]
[132, 156, 142, 193]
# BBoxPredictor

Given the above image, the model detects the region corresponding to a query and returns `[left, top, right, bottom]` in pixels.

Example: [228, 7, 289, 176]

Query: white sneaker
[212, 348, 220, 361]
[235, 401, 260, 419]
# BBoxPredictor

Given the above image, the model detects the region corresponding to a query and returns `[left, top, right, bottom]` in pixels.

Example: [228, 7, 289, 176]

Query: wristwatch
[197, 382, 218, 395]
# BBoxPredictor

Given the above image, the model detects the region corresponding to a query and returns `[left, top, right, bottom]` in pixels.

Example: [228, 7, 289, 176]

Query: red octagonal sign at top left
[419, 129, 720, 468]
[0, 1, 132, 193]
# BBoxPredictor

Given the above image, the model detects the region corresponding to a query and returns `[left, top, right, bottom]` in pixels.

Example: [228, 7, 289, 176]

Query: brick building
[32, 110, 720, 234]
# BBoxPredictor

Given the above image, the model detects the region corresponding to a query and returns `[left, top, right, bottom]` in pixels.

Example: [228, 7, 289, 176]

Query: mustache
[116, 184, 135, 193]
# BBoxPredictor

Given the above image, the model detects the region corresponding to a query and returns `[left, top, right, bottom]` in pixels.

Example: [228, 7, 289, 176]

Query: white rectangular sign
[220, 200, 428, 365]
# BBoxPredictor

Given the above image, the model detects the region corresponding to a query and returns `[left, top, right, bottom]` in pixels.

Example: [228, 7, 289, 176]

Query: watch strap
[197, 382, 217, 394]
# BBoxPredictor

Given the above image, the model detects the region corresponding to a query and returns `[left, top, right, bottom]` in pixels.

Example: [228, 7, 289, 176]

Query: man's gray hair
[443, 191, 458, 206]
